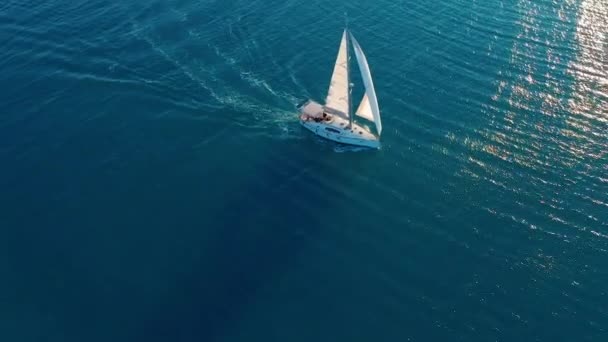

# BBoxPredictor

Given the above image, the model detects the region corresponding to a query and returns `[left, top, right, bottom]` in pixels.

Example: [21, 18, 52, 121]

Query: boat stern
[297, 99, 324, 120]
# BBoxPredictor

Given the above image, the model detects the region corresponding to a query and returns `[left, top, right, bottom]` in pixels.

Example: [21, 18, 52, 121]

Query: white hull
[298, 101, 380, 149]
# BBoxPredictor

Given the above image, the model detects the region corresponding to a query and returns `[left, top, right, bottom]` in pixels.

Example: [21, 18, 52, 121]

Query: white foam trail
[128, 18, 305, 140]
[128, 20, 226, 105]
[211, 41, 302, 105]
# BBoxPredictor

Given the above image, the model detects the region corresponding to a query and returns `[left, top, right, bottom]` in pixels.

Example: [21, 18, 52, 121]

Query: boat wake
[128, 17, 304, 140]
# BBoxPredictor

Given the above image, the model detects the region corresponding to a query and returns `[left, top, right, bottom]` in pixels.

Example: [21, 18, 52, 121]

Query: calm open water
[1, 0, 607, 341]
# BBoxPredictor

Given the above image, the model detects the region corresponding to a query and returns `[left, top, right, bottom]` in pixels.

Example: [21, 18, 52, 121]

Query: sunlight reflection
[470, 0, 608, 241]
[567, 0, 608, 123]
[485, 0, 577, 169]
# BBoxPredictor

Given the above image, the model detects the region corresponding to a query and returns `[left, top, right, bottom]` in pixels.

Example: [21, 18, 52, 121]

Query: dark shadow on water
[138, 130, 371, 342]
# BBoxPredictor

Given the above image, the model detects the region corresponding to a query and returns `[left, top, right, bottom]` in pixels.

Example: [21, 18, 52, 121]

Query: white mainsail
[350, 33, 382, 135]
[324, 30, 350, 117]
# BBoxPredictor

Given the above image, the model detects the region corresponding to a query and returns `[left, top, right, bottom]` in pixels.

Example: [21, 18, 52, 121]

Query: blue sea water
[1, 0, 607, 341]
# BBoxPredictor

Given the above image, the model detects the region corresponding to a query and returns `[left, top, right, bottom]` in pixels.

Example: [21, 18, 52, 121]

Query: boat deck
[300, 114, 377, 140]
[298, 102, 379, 148]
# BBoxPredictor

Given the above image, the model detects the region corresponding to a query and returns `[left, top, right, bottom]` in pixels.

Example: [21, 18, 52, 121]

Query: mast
[345, 14, 354, 129]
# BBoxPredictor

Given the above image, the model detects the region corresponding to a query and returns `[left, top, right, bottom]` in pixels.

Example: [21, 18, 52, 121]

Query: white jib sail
[350, 33, 382, 135]
[355, 94, 374, 121]
[324, 30, 350, 117]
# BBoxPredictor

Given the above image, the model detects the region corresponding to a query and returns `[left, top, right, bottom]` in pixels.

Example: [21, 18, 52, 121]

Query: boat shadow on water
[137, 138, 372, 342]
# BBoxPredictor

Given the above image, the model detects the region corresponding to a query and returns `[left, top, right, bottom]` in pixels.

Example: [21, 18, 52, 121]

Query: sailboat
[298, 27, 382, 149]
